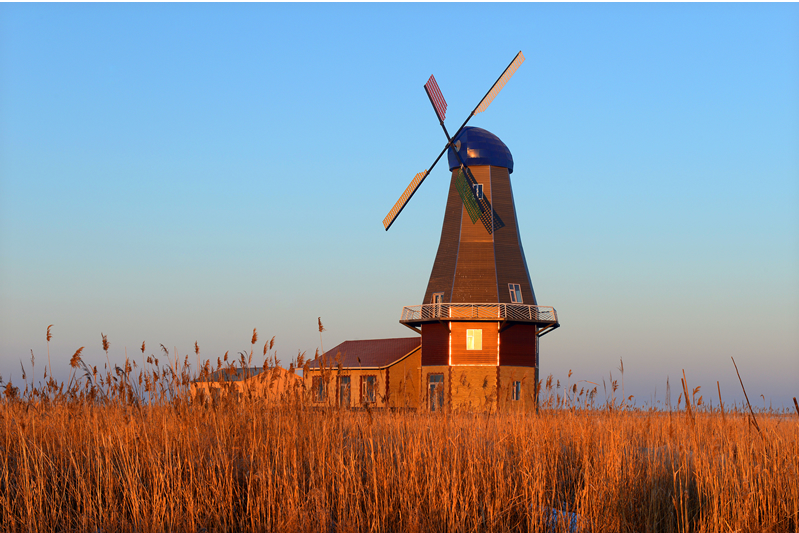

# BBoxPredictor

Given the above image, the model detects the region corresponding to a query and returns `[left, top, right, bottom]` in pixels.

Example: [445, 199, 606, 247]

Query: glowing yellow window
[466, 329, 482, 350]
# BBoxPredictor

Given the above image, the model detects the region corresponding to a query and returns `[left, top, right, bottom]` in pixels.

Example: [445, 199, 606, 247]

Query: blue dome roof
[447, 127, 513, 174]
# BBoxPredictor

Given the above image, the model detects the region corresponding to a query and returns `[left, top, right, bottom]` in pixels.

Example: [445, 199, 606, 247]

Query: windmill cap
[447, 127, 514, 174]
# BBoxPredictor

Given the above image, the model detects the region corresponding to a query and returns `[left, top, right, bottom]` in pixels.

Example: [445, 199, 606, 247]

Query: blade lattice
[454, 170, 482, 224]
[458, 167, 506, 235]
[475, 51, 525, 114]
[477, 197, 505, 234]
[424, 75, 448, 123]
[383, 171, 428, 230]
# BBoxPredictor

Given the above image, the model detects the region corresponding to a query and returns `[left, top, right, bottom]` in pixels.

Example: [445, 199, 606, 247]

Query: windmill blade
[383, 170, 428, 230]
[424, 75, 448, 124]
[383, 137, 455, 230]
[474, 51, 525, 115]
[441, 51, 525, 155]
[455, 165, 506, 234]
[454, 169, 482, 224]
[384, 52, 523, 232]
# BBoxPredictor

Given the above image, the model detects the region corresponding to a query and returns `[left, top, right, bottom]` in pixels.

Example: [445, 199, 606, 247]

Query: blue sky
[1, 3, 797, 408]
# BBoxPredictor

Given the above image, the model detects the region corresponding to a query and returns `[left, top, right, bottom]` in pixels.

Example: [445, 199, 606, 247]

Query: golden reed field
[1, 331, 797, 533]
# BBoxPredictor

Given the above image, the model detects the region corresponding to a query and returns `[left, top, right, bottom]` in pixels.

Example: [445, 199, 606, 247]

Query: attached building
[304, 337, 421, 409]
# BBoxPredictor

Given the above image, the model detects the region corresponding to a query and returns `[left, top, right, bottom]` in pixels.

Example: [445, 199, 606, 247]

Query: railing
[400, 303, 558, 324]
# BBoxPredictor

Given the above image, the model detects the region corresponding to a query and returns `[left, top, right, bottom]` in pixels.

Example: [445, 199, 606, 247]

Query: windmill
[383, 51, 524, 233]
[383, 51, 560, 412]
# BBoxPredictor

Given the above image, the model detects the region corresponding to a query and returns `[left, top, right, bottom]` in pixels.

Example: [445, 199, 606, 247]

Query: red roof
[308, 337, 421, 369]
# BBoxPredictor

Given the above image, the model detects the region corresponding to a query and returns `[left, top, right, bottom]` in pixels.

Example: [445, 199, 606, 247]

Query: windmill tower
[383, 52, 559, 412]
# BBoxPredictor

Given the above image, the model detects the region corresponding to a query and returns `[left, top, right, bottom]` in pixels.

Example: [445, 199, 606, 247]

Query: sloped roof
[307, 337, 421, 369]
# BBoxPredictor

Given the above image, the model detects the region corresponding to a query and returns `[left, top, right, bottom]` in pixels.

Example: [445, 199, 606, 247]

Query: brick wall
[498, 366, 538, 411]
[450, 365, 498, 412]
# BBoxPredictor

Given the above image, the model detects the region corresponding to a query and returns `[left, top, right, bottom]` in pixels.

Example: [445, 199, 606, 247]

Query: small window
[428, 374, 444, 412]
[362, 375, 377, 403]
[509, 283, 523, 304]
[312, 376, 325, 402]
[339, 376, 351, 407]
[473, 183, 483, 199]
[432, 292, 444, 304]
[511, 381, 522, 401]
[466, 329, 482, 350]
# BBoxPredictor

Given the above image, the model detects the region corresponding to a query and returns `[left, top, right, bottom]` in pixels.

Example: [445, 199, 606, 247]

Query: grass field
[1, 338, 797, 532]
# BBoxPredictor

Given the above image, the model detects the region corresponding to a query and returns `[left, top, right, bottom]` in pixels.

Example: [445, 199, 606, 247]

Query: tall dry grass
[0, 333, 797, 532]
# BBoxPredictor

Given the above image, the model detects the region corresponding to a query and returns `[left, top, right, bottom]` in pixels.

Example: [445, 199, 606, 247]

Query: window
[312, 376, 325, 402]
[466, 329, 482, 350]
[512, 381, 522, 401]
[473, 183, 483, 199]
[362, 375, 377, 403]
[428, 374, 444, 412]
[432, 292, 444, 304]
[509, 283, 523, 304]
[339, 376, 351, 407]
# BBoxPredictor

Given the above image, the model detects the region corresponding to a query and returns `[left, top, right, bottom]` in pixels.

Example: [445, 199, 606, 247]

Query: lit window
[512, 381, 522, 401]
[362, 375, 377, 403]
[466, 329, 482, 350]
[509, 283, 523, 304]
[473, 183, 483, 199]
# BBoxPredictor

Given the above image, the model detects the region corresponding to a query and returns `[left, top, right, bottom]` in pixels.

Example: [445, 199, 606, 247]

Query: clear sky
[1, 3, 797, 408]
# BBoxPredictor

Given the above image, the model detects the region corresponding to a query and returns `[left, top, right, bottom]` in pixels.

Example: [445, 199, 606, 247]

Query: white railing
[400, 303, 558, 324]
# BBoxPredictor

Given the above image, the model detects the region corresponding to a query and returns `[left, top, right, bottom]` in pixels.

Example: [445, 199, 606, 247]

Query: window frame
[428, 373, 444, 412]
[466, 329, 483, 351]
[361, 375, 377, 404]
[511, 380, 522, 401]
[312, 376, 325, 402]
[508, 283, 523, 304]
[473, 183, 483, 200]
[338, 375, 351, 407]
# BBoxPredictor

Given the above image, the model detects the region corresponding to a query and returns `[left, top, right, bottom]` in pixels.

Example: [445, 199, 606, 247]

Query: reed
[0, 334, 796, 533]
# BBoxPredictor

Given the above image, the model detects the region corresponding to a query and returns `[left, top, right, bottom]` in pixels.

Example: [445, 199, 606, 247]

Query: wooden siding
[490, 166, 536, 305]
[450, 321, 498, 366]
[450, 365, 498, 412]
[423, 174, 464, 304]
[499, 324, 538, 367]
[421, 322, 449, 366]
[451, 166, 498, 303]
[422, 164, 536, 306]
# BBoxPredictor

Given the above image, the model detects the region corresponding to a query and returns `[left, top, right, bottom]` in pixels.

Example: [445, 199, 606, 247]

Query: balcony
[400, 302, 559, 329]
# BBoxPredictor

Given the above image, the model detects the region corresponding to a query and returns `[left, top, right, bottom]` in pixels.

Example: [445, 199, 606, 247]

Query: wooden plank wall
[423, 174, 465, 305]
[451, 166, 498, 303]
[422, 165, 536, 306]
[421, 322, 449, 366]
[450, 321, 498, 365]
[499, 324, 537, 367]
[490, 166, 537, 305]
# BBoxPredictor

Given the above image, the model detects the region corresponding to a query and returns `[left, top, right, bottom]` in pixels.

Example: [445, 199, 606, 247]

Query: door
[428, 374, 444, 412]
[432, 292, 444, 318]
